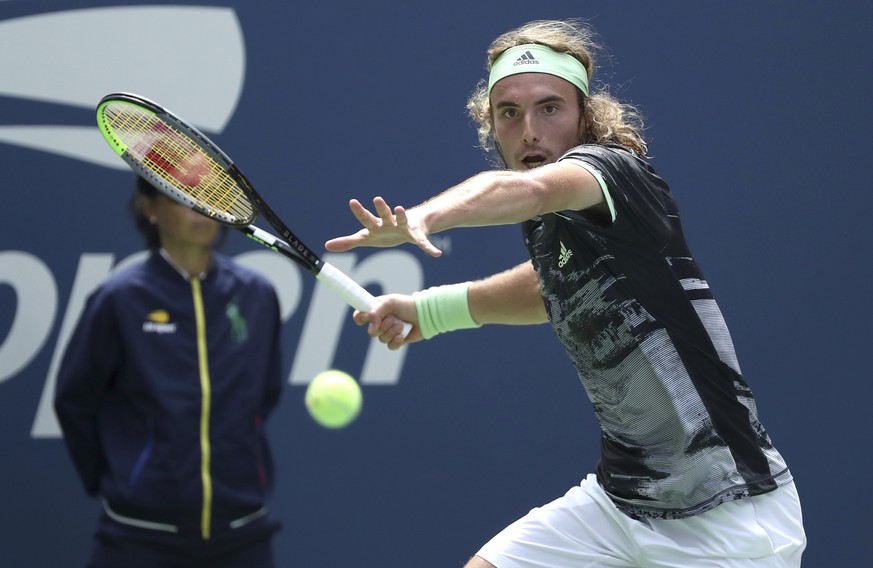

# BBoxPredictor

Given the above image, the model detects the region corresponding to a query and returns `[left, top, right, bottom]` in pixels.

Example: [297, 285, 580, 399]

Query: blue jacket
[55, 251, 283, 543]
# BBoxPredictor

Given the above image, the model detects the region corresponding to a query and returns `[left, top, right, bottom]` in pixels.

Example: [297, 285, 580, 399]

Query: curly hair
[466, 19, 648, 161]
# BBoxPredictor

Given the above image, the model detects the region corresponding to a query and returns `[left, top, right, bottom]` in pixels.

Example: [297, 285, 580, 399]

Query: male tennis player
[327, 19, 806, 568]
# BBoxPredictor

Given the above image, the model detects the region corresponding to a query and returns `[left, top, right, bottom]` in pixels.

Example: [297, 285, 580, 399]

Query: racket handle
[317, 262, 413, 339]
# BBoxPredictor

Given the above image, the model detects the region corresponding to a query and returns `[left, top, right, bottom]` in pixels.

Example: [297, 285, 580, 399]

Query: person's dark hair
[130, 175, 162, 249]
[128, 175, 228, 249]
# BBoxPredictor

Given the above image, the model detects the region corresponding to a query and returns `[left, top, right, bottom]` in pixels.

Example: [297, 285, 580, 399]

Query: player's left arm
[420, 161, 607, 232]
[325, 161, 605, 255]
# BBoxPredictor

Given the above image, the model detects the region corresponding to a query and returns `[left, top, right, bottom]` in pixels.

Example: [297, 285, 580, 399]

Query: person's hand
[325, 197, 443, 257]
[352, 293, 423, 351]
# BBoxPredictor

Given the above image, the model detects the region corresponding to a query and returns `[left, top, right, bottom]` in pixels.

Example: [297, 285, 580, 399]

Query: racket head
[96, 92, 256, 226]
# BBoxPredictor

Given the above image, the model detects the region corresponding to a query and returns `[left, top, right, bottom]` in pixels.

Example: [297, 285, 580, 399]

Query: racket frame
[97, 92, 323, 274]
[96, 92, 411, 336]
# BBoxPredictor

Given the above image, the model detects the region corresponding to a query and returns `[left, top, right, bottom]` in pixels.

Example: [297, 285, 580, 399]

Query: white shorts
[476, 475, 806, 568]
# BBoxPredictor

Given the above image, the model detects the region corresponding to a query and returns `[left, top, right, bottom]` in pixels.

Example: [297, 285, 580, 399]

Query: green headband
[488, 44, 589, 97]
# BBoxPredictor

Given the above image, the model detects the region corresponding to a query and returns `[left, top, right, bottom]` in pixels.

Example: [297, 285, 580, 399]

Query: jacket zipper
[191, 278, 213, 540]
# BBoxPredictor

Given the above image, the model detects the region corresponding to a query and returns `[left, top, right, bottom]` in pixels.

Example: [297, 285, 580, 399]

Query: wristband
[413, 282, 481, 339]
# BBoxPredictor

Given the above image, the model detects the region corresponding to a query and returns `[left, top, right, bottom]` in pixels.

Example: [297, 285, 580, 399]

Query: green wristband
[413, 282, 481, 339]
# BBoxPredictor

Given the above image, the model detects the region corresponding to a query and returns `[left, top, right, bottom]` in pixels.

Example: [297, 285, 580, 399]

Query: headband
[487, 44, 589, 97]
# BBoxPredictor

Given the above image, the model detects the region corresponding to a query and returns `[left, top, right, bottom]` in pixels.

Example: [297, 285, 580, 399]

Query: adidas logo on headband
[513, 51, 540, 66]
[488, 44, 590, 96]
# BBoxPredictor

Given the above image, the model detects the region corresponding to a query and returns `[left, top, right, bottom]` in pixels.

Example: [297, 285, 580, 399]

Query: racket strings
[102, 103, 254, 224]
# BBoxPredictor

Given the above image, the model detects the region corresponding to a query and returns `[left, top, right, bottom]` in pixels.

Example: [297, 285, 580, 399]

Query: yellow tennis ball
[305, 370, 362, 428]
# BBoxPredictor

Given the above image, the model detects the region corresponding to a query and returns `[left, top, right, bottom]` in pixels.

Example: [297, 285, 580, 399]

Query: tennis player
[326, 19, 806, 567]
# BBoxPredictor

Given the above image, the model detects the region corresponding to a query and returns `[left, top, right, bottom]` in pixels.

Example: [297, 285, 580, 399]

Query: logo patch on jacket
[226, 301, 249, 342]
[558, 240, 574, 268]
[143, 310, 177, 334]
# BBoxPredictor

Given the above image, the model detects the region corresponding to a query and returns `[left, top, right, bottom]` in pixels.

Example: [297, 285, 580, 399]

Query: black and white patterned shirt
[523, 144, 791, 519]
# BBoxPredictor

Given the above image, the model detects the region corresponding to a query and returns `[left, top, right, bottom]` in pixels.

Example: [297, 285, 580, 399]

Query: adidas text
[513, 51, 540, 66]
[558, 241, 573, 268]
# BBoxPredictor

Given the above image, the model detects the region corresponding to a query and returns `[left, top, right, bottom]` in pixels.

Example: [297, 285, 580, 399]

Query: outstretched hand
[325, 197, 443, 257]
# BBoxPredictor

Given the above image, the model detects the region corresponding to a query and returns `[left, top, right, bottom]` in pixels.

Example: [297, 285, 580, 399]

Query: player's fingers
[349, 199, 380, 228]
[408, 233, 443, 257]
[395, 206, 424, 249]
[366, 311, 401, 338]
[325, 236, 351, 252]
[372, 314, 401, 341]
[377, 328, 400, 346]
[363, 314, 393, 344]
[324, 230, 366, 252]
[420, 239, 443, 258]
[394, 206, 442, 257]
[352, 309, 372, 327]
[386, 321, 411, 350]
[372, 197, 396, 227]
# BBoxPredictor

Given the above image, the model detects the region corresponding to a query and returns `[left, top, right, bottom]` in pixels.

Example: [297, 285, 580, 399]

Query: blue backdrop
[1, 1, 870, 566]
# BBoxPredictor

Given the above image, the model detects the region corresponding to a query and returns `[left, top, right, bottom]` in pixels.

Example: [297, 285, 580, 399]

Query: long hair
[466, 19, 648, 162]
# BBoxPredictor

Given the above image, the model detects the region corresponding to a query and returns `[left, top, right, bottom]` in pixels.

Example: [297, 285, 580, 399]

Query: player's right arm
[468, 261, 547, 325]
[361, 261, 546, 349]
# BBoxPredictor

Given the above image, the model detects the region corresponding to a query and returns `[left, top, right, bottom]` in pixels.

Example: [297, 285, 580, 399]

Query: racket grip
[316, 262, 413, 339]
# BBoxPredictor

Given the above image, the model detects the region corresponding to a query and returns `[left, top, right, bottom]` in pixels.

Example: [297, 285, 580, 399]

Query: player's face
[490, 73, 584, 171]
[144, 194, 221, 250]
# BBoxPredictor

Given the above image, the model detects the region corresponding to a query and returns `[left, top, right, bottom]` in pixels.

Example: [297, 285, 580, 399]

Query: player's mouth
[520, 153, 548, 169]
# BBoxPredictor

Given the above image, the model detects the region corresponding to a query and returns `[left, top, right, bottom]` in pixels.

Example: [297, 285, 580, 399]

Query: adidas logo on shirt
[558, 241, 573, 268]
[513, 50, 540, 66]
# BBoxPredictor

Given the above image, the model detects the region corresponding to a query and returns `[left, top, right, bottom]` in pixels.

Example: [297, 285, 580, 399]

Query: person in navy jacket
[56, 175, 284, 567]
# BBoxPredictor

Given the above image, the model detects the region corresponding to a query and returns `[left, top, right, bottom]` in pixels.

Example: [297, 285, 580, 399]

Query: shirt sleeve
[563, 158, 617, 222]
[54, 287, 121, 496]
[558, 145, 676, 245]
[262, 284, 283, 416]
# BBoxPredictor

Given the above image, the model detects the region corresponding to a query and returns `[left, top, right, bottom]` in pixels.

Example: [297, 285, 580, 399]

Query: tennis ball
[305, 370, 362, 428]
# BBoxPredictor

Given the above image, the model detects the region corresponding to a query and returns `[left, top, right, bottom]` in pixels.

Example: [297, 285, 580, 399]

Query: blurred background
[1, 1, 870, 565]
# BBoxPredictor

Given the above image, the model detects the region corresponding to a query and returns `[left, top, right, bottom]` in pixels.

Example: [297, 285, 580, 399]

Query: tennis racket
[96, 92, 411, 337]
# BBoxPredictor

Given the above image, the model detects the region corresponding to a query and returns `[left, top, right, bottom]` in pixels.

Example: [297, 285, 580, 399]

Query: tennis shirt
[523, 144, 792, 519]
